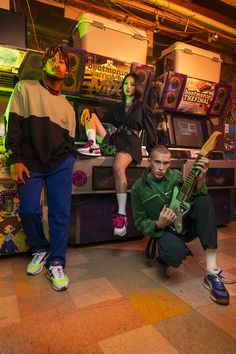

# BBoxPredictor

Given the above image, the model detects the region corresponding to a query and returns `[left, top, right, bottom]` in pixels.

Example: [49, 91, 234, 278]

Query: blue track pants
[17, 156, 74, 268]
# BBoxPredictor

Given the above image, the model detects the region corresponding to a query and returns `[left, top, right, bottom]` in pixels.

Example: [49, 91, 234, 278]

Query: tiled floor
[1, 222, 236, 354]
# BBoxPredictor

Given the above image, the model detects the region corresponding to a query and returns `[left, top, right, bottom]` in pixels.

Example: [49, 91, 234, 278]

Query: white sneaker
[47, 262, 69, 291]
[27, 251, 49, 275]
[77, 140, 101, 157]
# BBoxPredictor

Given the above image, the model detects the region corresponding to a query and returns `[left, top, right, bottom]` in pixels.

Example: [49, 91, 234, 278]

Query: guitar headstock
[199, 131, 222, 157]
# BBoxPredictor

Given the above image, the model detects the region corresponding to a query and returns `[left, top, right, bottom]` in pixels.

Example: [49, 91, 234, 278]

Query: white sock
[87, 129, 99, 148]
[117, 193, 127, 216]
[205, 249, 219, 273]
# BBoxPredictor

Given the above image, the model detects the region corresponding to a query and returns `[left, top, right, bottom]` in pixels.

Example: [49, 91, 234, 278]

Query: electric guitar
[169, 131, 222, 234]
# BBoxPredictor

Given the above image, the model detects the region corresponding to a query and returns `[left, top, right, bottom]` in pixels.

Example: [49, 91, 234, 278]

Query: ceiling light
[154, 11, 160, 33]
[208, 32, 219, 42]
[154, 22, 160, 33]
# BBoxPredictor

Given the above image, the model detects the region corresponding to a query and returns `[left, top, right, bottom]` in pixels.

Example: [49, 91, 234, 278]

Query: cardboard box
[157, 42, 222, 82]
[73, 12, 148, 64]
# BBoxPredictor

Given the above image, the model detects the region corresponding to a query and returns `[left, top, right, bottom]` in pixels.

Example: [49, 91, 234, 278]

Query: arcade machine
[154, 42, 235, 226]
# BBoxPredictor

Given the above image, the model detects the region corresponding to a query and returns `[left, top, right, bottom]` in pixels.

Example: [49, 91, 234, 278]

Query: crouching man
[131, 145, 229, 305]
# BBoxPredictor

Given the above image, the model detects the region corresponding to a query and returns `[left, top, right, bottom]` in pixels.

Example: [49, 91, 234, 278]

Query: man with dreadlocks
[4, 45, 77, 291]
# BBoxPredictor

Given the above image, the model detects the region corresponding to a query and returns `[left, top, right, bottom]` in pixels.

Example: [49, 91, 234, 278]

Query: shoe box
[72, 12, 148, 64]
[157, 41, 222, 82]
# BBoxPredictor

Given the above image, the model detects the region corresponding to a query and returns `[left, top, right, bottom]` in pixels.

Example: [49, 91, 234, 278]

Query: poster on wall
[79, 52, 131, 102]
[0, 183, 28, 255]
[0, 155, 28, 255]
[178, 77, 216, 115]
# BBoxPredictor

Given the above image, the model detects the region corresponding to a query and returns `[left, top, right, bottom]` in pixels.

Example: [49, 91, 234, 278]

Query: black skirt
[102, 130, 142, 164]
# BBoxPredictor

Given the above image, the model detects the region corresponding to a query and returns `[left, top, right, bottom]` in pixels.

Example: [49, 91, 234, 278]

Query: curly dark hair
[42, 45, 70, 70]
[121, 73, 143, 102]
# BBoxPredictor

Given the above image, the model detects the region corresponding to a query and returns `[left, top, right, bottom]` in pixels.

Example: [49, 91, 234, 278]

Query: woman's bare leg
[113, 152, 132, 194]
[113, 152, 133, 236]
[81, 109, 107, 142]
[78, 110, 107, 156]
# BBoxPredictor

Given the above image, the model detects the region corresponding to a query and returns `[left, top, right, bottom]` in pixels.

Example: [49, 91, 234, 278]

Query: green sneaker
[27, 251, 49, 275]
[47, 262, 69, 291]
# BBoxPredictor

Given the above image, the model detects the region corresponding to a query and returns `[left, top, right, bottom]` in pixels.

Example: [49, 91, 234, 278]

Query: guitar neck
[177, 168, 200, 202]
[177, 154, 204, 202]
[175, 131, 221, 204]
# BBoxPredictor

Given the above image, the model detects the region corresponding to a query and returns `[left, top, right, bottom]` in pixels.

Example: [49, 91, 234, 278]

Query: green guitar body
[169, 186, 191, 234]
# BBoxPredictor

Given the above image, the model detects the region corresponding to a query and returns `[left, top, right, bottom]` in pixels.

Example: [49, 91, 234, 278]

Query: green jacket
[130, 168, 208, 238]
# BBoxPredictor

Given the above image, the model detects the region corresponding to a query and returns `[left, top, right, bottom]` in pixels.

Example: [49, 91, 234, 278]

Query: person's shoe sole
[114, 230, 127, 237]
[77, 150, 101, 157]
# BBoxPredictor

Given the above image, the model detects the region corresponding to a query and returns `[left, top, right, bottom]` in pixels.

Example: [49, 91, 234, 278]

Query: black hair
[42, 46, 70, 70]
[121, 73, 143, 102]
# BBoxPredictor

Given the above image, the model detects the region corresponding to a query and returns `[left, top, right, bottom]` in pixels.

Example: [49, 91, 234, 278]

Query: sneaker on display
[27, 251, 49, 275]
[47, 262, 69, 291]
[203, 269, 230, 305]
[77, 140, 101, 157]
[113, 214, 127, 237]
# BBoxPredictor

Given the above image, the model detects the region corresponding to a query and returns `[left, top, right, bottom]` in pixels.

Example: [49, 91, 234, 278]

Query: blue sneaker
[204, 270, 230, 305]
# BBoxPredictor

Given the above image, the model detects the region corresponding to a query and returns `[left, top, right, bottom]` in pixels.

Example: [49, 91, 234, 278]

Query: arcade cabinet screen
[172, 116, 205, 148]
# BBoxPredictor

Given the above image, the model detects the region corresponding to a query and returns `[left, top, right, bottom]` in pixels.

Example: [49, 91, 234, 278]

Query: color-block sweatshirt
[4, 80, 77, 172]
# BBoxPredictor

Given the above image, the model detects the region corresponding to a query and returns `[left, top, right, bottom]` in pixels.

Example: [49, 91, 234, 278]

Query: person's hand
[80, 108, 91, 126]
[194, 156, 209, 179]
[156, 205, 176, 229]
[10, 163, 30, 184]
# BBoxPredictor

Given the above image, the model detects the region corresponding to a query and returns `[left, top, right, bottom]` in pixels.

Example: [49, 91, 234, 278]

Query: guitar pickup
[180, 204, 189, 212]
